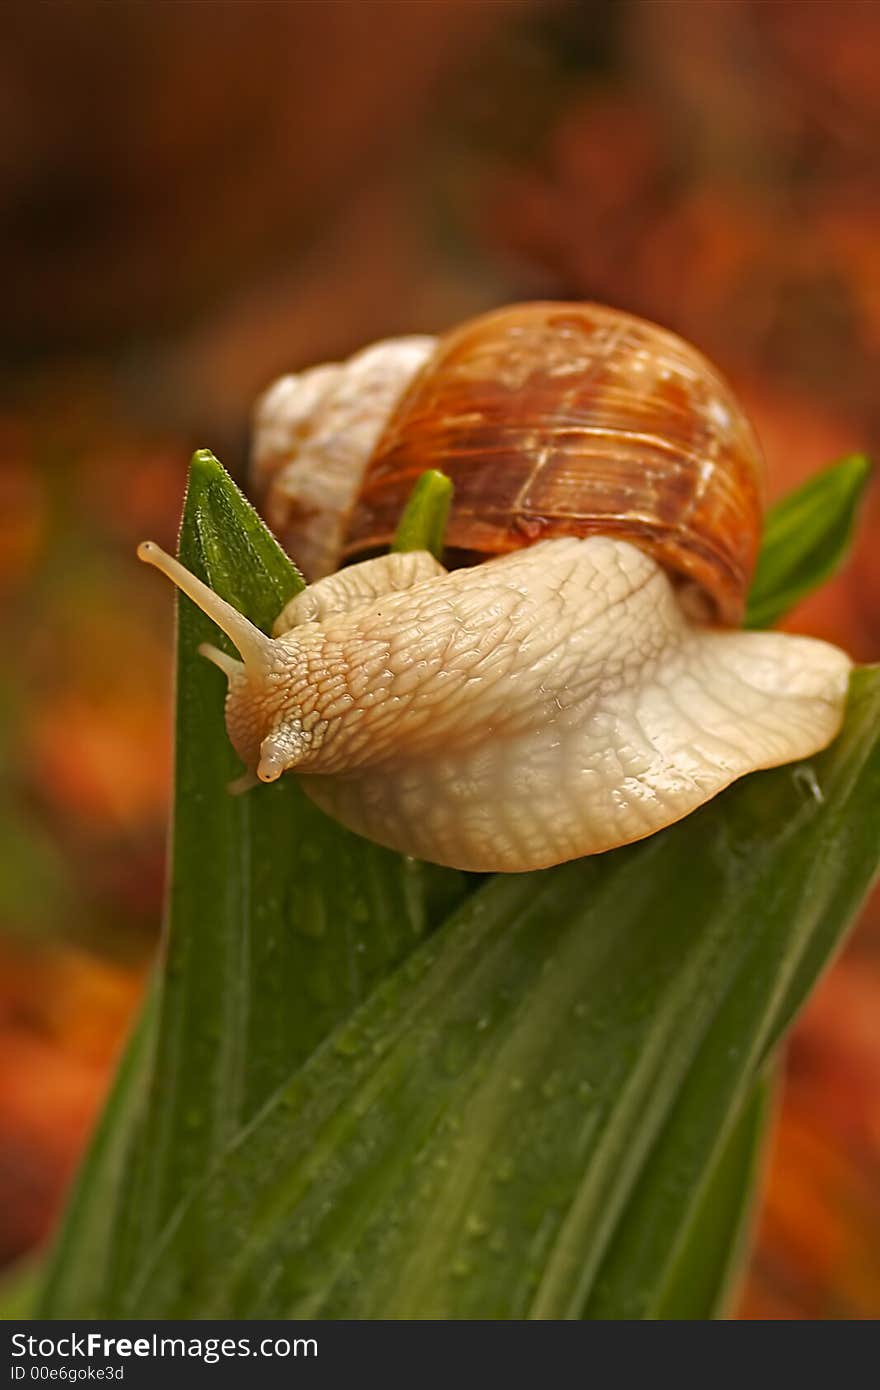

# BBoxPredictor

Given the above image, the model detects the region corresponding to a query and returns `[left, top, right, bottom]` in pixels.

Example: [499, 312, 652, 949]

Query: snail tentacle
[140, 534, 849, 873]
[137, 542, 274, 677]
[139, 300, 855, 871]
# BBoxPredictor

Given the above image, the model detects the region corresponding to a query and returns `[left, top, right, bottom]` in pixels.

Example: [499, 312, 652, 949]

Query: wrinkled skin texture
[201, 536, 850, 872]
[139, 303, 852, 871]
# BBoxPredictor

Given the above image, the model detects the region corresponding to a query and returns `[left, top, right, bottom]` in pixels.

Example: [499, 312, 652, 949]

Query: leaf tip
[841, 451, 873, 488]
[189, 447, 225, 481]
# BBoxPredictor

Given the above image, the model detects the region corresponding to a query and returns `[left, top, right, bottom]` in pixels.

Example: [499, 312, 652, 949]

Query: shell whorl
[343, 303, 765, 624]
[251, 335, 435, 580]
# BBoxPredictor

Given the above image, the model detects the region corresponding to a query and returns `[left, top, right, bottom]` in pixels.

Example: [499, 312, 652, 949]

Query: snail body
[140, 302, 851, 873]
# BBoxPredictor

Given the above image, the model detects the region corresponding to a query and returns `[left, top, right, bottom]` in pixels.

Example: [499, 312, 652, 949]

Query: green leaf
[37, 982, 158, 1317]
[649, 1068, 775, 1320]
[40, 450, 875, 1320]
[106, 669, 879, 1317]
[746, 454, 871, 628]
[391, 468, 453, 558]
[39, 452, 469, 1317]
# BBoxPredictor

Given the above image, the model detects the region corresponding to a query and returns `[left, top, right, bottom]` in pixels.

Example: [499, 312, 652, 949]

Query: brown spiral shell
[342, 302, 765, 624]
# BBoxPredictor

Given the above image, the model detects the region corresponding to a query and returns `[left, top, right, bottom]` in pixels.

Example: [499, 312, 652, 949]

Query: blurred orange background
[1, 0, 878, 1318]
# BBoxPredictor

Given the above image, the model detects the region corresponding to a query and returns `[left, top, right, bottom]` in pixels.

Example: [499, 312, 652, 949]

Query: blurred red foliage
[0, 939, 143, 1265]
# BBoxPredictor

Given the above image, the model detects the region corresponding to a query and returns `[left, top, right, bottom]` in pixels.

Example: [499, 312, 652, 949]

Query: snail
[139, 302, 851, 873]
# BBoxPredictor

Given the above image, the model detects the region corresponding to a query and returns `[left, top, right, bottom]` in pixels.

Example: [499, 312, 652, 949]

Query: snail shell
[252, 336, 435, 582]
[139, 301, 851, 873]
[255, 303, 765, 624]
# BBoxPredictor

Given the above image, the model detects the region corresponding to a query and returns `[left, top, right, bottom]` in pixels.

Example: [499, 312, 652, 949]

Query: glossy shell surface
[344, 302, 765, 623]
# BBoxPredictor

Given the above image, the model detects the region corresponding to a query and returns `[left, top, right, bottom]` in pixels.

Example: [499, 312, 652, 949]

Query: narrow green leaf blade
[37, 982, 158, 1317]
[746, 454, 871, 628]
[648, 1068, 775, 1320]
[115, 670, 880, 1318]
[39, 446, 875, 1320]
[40, 451, 468, 1317]
[391, 469, 453, 558]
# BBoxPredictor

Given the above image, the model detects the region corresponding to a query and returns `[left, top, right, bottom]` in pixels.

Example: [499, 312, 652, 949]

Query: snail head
[137, 541, 302, 790]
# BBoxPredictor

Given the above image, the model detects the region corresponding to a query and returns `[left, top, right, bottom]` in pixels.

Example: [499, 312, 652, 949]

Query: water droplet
[508, 1076, 524, 1094]
[465, 1213, 489, 1239]
[793, 765, 824, 805]
[450, 1257, 472, 1278]
[495, 1157, 515, 1183]
[334, 1028, 362, 1057]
